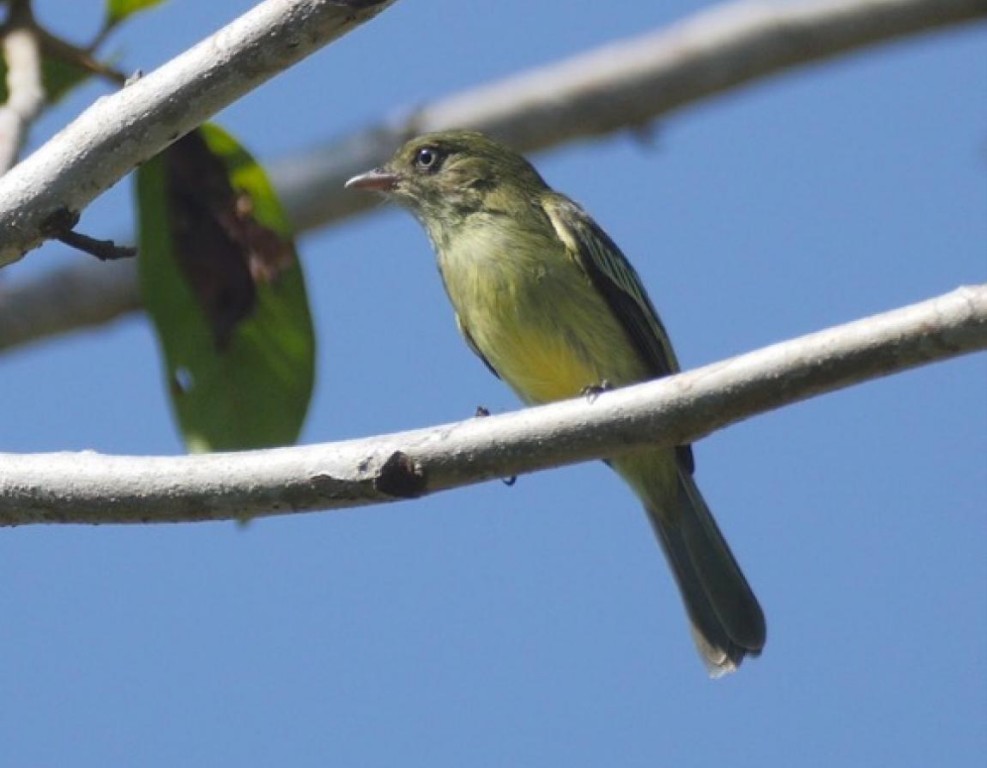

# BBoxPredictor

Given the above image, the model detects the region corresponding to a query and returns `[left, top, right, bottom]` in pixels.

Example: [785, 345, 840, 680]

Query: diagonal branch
[2, 284, 984, 527]
[0, 0, 984, 353]
[0, 0, 399, 268]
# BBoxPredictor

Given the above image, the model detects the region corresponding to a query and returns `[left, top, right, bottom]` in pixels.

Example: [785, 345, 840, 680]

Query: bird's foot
[581, 379, 612, 403]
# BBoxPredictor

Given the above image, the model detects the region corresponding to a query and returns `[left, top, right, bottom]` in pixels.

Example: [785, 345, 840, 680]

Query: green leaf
[137, 124, 316, 452]
[106, 0, 168, 25]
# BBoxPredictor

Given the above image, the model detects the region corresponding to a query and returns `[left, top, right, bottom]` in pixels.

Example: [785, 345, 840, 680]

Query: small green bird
[347, 130, 765, 675]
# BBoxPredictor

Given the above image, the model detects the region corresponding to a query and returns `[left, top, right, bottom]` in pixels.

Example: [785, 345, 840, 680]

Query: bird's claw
[581, 379, 612, 403]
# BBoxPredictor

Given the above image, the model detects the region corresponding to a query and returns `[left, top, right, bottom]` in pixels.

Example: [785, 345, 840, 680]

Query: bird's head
[346, 130, 548, 228]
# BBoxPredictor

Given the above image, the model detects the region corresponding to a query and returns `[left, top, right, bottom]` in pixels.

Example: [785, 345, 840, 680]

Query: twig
[57, 230, 136, 260]
[38, 27, 128, 86]
[1, 284, 983, 526]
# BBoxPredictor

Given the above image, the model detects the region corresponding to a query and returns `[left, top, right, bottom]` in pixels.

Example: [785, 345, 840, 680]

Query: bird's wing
[542, 194, 694, 473]
[542, 194, 681, 379]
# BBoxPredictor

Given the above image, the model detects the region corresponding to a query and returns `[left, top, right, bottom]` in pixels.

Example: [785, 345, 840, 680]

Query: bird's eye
[415, 147, 440, 171]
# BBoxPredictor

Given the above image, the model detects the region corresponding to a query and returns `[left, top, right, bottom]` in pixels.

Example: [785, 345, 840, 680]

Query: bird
[346, 130, 765, 675]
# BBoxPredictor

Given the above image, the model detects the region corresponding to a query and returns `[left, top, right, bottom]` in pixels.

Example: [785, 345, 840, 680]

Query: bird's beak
[345, 167, 399, 193]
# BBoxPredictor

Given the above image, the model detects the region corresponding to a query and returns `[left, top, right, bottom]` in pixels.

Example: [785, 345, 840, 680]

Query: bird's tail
[649, 468, 765, 676]
[618, 451, 766, 676]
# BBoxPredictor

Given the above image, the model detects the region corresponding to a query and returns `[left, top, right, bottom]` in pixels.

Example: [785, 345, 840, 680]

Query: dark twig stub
[374, 451, 427, 499]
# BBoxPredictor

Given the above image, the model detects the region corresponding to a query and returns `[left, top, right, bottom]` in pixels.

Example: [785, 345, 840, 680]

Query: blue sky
[2, 1, 985, 765]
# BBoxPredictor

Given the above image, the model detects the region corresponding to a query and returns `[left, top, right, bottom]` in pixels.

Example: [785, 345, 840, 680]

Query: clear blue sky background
[2, 1, 985, 765]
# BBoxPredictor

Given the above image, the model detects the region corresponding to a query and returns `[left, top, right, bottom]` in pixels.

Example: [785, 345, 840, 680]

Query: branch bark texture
[0, 0, 398, 268]
[2, 285, 983, 527]
[0, 0, 983, 352]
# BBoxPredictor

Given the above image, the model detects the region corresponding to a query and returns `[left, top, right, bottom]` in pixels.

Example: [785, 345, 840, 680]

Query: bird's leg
[581, 379, 612, 403]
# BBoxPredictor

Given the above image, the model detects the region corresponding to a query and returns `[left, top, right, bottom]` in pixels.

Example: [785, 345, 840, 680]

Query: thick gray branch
[0, 0, 398, 268]
[1, 0, 983, 352]
[2, 285, 983, 527]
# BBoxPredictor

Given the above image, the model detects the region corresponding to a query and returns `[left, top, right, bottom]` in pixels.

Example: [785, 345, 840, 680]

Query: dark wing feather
[542, 194, 695, 473]
[542, 195, 679, 378]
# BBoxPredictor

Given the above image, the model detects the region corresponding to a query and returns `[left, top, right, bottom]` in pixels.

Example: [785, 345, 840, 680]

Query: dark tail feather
[646, 471, 766, 677]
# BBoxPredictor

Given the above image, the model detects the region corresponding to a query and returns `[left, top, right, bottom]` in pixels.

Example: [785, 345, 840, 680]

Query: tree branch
[2, 284, 983, 527]
[277, 0, 987, 234]
[0, 0, 45, 174]
[0, 258, 140, 347]
[0, 0, 983, 353]
[0, 0, 399, 268]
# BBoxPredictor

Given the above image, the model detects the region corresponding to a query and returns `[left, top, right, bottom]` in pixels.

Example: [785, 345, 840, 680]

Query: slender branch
[56, 230, 136, 260]
[38, 26, 128, 86]
[0, 0, 983, 352]
[0, 0, 399, 268]
[0, 0, 45, 174]
[2, 285, 984, 527]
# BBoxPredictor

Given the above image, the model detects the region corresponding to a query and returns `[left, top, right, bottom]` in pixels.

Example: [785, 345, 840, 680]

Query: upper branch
[0, 0, 399, 268]
[1, 284, 983, 527]
[277, 0, 987, 232]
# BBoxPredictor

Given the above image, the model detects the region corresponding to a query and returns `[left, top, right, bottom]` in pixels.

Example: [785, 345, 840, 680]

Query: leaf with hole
[137, 124, 316, 452]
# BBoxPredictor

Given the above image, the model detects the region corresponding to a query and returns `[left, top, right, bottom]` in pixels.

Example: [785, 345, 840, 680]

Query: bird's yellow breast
[483, 321, 603, 404]
[437, 220, 650, 406]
